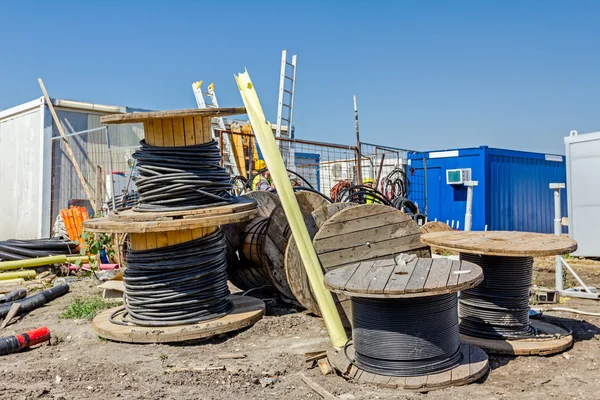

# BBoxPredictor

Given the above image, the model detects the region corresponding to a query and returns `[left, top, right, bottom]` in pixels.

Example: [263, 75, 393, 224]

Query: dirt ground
[1, 259, 600, 400]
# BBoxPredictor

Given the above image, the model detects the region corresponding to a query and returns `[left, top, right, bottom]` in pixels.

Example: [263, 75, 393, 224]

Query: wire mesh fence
[50, 123, 143, 226]
[220, 130, 361, 199]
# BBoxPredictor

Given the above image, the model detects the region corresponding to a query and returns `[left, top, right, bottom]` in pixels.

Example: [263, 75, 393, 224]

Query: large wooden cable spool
[222, 191, 280, 291]
[263, 191, 330, 302]
[287, 204, 431, 324]
[420, 221, 454, 255]
[84, 108, 266, 344]
[285, 203, 357, 314]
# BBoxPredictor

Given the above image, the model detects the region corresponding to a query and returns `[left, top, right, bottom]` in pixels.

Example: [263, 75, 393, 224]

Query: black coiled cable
[459, 253, 536, 339]
[132, 140, 236, 212]
[0, 238, 77, 261]
[113, 230, 233, 326]
[352, 293, 462, 377]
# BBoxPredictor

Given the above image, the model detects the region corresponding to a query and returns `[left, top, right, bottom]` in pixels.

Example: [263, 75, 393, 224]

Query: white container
[564, 131, 600, 256]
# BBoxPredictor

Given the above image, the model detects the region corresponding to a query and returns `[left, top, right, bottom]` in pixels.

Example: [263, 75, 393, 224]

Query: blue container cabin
[407, 146, 567, 233]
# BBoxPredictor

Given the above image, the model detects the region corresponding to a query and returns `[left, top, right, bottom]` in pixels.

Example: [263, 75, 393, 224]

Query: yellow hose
[235, 71, 348, 348]
[0, 255, 91, 271]
[0, 270, 36, 280]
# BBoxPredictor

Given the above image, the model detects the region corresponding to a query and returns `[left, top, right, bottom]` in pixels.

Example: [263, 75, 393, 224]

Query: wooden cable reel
[285, 204, 431, 326]
[420, 221, 454, 255]
[84, 108, 265, 344]
[222, 191, 280, 291]
[263, 191, 330, 302]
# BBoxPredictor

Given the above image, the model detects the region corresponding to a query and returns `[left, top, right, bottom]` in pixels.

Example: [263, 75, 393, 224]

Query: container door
[425, 167, 442, 220]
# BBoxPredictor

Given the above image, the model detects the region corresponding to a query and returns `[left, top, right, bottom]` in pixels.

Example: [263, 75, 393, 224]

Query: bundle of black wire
[336, 185, 392, 205]
[352, 293, 462, 377]
[459, 253, 535, 339]
[132, 140, 236, 212]
[118, 230, 233, 326]
[0, 238, 77, 261]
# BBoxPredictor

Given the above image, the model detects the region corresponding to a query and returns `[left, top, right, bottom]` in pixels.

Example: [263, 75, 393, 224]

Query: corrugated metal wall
[486, 149, 567, 233]
[408, 147, 567, 233]
[0, 108, 43, 240]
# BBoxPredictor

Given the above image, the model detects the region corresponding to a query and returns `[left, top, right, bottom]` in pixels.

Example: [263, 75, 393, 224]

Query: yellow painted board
[162, 118, 174, 147]
[235, 70, 347, 348]
[153, 119, 164, 146]
[184, 117, 195, 145]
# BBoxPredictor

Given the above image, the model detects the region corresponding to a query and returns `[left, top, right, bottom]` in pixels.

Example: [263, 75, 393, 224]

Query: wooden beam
[38, 78, 96, 211]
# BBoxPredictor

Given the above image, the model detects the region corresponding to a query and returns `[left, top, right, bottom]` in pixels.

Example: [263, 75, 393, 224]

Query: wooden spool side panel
[242, 191, 280, 218]
[144, 116, 212, 147]
[264, 191, 329, 301]
[285, 203, 357, 314]
[313, 204, 431, 321]
[420, 221, 454, 255]
[129, 227, 217, 251]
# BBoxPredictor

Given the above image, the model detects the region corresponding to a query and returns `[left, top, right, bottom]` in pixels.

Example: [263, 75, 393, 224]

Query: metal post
[105, 127, 117, 213]
[464, 181, 479, 231]
[550, 183, 565, 291]
[353, 95, 362, 185]
[423, 155, 428, 217]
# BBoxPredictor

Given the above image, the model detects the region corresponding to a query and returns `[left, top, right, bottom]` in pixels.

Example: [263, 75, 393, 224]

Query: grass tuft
[59, 297, 116, 320]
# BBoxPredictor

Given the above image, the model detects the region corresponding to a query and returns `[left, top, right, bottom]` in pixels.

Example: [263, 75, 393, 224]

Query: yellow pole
[235, 71, 348, 348]
[0, 270, 37, 280]
[0, 255, 91, 271]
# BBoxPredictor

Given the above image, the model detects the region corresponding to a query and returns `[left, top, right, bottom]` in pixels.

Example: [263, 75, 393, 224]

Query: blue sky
[1, 1, 598, 154]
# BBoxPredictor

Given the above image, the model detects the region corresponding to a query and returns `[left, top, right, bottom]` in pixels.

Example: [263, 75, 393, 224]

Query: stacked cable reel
[285, 203, 431, 329]
[324, 256, 489, 390]
[223, 190, 329, 305]
[421, 231, 577, 356]
[83, 108, 265, 344]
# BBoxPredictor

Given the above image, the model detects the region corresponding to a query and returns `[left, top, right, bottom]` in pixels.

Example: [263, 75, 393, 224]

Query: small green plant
[77, 232, 115, 270]
[59, 298, 116, 320]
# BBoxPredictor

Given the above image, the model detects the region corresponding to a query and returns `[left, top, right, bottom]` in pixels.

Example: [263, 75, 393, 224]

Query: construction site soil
[1, 257, 600, 400]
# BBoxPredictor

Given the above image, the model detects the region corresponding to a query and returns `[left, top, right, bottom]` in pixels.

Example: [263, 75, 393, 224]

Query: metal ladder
[275, 50, 297, 169]
[191, 81, 239, 176]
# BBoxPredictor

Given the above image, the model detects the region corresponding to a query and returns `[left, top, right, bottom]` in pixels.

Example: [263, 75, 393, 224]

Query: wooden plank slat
[179, 229, 193, 243]
[404, 374, 427, 390]
[343, 261, 377, 292]
[425, 369, 452, 389]
[316, 234, 425, 269]
[162, 118, 174, 147]
[383, 258, 418, 293]
[446, 260, 462, 288]
[193, 116, 204, 145]
[152, 119, 163, 146]
[366, 258, 396, 294]
[155, 232, 169, 248]
[399, 258, 433, 293]
[172, 118, 186, 146]
[424, 258, 453, 291]
[315, 220, 414, 252]
[167, 231, 180, 246]
[322, 262, 363, 291]
[203, 115, 212, 142]
[143, 120, 155, 146]
[184, 116, 195, 145]
[316, 210, 400, 240]
[145, 233, 158, 250]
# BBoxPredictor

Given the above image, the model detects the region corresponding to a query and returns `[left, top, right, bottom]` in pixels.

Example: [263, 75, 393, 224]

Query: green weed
[59, 298, 116, 320]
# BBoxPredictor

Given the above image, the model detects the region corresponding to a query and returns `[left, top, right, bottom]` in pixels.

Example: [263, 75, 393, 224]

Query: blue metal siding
[487, 149, 567, 233]
[408, 147, 567, 233]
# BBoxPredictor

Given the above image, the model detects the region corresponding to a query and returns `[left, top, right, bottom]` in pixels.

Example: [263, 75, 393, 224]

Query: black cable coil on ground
[0, 238, 77, 261]
[380, 167, 408, 198]
[132, 140, 236, 212]
[351, 293, 463, 377]
[335, 185, 392, 206]
[114, 230, 233, 326]
[459, 253, 536, 339]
